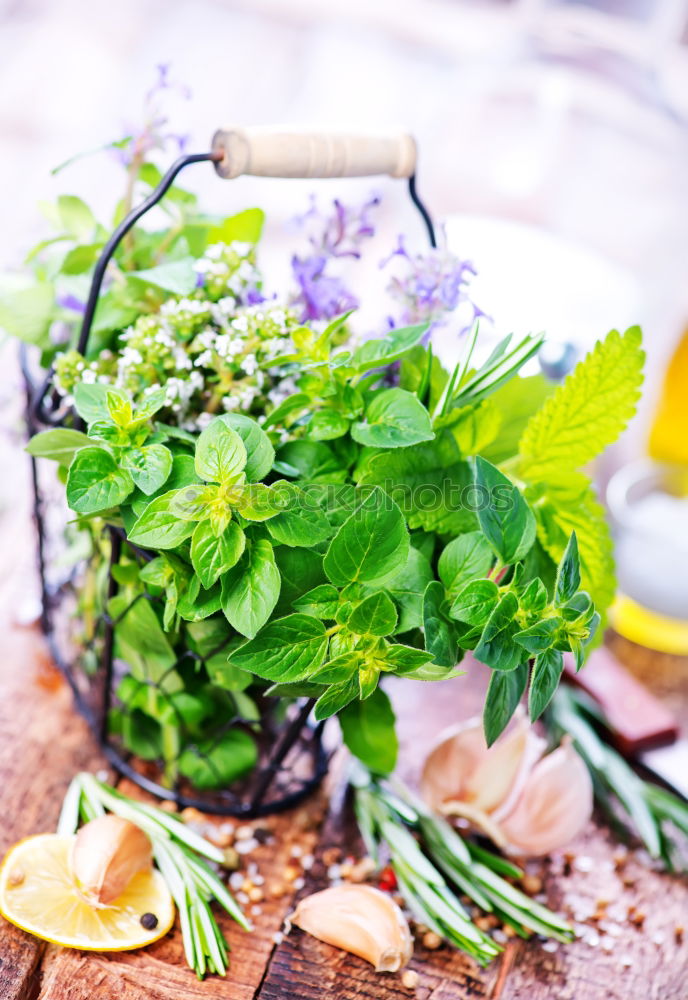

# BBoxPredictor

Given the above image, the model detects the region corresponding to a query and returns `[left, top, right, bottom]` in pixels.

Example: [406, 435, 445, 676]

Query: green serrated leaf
[423, 581, 458, 668]
[227, 614, 328, 682]
[438, 531, 494, 597]
[348, 592, 398, 636]
[474, 592, 523, 671]
[26, 428, 91, 466]
[352, 388, 434, 449]
[195, 419, 247, 484]
[191, 519, 246, 589]
[529, 647, 564, 721]
[128, 489, 196, 550]
[122, 444, 173, 496]
[214, 413, 274, 481]
[519, 326, 644, 480]
[449, 579, 499, 626]
[483, 662, 528, 746]
[220, 539, 280, 637]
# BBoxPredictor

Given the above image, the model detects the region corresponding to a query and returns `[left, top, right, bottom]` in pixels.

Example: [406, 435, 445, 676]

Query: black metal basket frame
[23, 145, 436, 816]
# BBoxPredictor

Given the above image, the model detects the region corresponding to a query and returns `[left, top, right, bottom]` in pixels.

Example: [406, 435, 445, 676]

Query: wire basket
[22, 129, 435, 816]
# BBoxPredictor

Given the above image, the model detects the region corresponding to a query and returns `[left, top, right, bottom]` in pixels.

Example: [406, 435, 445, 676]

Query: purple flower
[57, 293, 85, 314]
[382, 232, 486, 337]
[115, 64, 192, 167]
[289, 194, 380, 322]
[291, 254, 358, 323]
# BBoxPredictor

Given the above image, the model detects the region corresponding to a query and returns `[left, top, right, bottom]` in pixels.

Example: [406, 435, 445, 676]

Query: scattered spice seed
[248, 887, 264, 903]
[422, 931, 442, 950]
[159, 801, 178, 814]
[675, 926, 684, 944]
[254, 828, 272, 845]
[140, 912, 158, 930]
[181, 807, 206, 824]
[221, 847, 240, 870]
[284, 864, 301, 883]
[269, 880, 287, 899]
[628, 907, 645, 928]
[401, 970, 419, 990]
[322, 848, 340, 867]
[562, 852, 575, 877]
[522, 874, 543, 895]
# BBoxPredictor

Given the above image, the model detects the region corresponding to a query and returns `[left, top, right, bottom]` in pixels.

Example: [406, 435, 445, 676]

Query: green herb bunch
[8, 97, 645, 786]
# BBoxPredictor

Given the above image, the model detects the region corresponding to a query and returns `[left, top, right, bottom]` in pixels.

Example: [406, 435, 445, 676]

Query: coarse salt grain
[574, 856, 594, 873]
[542, 941, 558, 953]
[302, 854, 314, 871]
[273, 932, 284, 945]
[236, 838, 258, 854]
[229, 872, 244, 890]
[327, 864, 341, 880]
[293, 877, 305, 890]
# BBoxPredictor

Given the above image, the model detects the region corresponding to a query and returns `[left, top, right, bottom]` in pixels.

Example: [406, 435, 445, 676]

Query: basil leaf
[231, 483, 281, 522]
[178, 731, 258, 790]
[195, 419, 247, 484]
[339, 687, 398, 774]
[277, 440, 346, 483]
[381, 547, 434, 632]
[348, 591, 398, 637]
[555, 531, 581, 604]
[324, 487, 409, 587]
[528, 647, 564, 721]
[191, 519, 246, 590]
[220, 538, 280, 637]
[423, 580, 458, 668]
[383, 643, 436, 676]
[273, 547, 326, 616]
[474, 592, 523, 671]
[66, 447, 134, 513]
[226, 613, 327, 681]
[293, 584, 340, 620]
[474, 456, 536, 564]
[352, 388, 434, 449]
[215, 413, 274, 481]
[438, 531, 494, 597]
[176, 581, 223, 621]
[520, 577, 548, 614]
[483, 662, 528, 746]
[266, 484, 331, 547]
[122, 443, 173, 496]
[514, 617, 560, 655]
[128, 489, 196, 550]
[108, 593, 178, 688]
[449, 579, 499, 626]
[25, 428, 90, 466]
[314, 677, 359, 721]
[311, 652, 361, 685]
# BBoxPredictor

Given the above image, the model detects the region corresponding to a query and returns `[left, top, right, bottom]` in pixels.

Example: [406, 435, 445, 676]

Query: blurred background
[0, 0, 687, 639]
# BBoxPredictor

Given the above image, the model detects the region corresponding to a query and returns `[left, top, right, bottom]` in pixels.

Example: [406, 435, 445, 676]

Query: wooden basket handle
[211, 127, 417, 180]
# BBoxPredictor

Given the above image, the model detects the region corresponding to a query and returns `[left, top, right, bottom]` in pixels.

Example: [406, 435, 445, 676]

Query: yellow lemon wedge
[0, 833, 175, 951]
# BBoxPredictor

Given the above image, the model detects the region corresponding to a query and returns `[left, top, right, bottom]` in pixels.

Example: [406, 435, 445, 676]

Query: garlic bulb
[70, 815, 153, 906]
[421, 712, 592, 856]
[288, 884, 413, 972]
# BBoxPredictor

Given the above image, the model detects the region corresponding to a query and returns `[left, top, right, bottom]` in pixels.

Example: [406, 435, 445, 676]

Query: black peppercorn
[140, 912, 159, 930]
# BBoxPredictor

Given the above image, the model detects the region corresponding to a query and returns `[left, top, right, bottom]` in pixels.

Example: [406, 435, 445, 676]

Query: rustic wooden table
[0, 347, 687, 1000]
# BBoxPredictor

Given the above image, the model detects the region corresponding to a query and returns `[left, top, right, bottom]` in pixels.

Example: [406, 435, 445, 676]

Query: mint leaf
[348, 592, 398, 636]
[26, 428, 90, 466]
[359, 433, 475, 535]
[314, 677, 359, 721]
[195, 419, 247, 484]
[215, 413, 274, 481]
[483, 662, 528, 746]
[128, 490, 196, 549]
[324, 487, 409, 587]
[293, 584, 340, 620]
[179, 731, 258, 790]
[339, 688, 398, 774]
[73, 383, 128, 424]
[423, 580, 458, 668]
[191, 519, 246, 589]
[220, 538, 280, 637]
[514, 617, 559, 654]
[438, 531, 494, 597]
[226, 614, 328, 682]
[66, 447, 134, 513]
[519, 326, 644, 480]
[528, 647, 564, 721]
[310, 410, 350, 441]
[347, 323, 428, 373]
[266, 484, 331, 547]
[555, 531, 581, 604]
[352, 388, 434, 449]
[449, 579, 499, 626]
[122, 444, 173, 496]
[474, 456, 536, 564]
[474, 592, 523, 671]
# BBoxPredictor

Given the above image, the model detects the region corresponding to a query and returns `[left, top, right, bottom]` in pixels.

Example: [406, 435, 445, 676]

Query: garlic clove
[288, 884, 413, 972]
[421, 711, 545, 816]
[70, 815, 153, 906]
[497, 738, 593, 856]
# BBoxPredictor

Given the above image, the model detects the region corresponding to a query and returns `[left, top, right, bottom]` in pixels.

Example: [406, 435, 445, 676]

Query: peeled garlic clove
[421, 711, 545, 816]
[70, 815, 153, 905]
[288, 884, 412, 972]
[498, 738, 593, 856]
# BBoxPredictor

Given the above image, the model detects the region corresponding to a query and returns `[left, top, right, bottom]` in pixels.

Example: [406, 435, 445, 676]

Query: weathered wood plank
[0, 626, 109, 1000]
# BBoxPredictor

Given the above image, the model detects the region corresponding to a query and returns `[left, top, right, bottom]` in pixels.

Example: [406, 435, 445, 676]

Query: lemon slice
[0, 833, 175, 951]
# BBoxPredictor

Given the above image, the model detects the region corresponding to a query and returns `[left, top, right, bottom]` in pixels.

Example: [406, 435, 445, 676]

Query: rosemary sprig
[57, 773, 249, 978]
[548, 688, 688, 871]
[351, 767, 573, 965]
